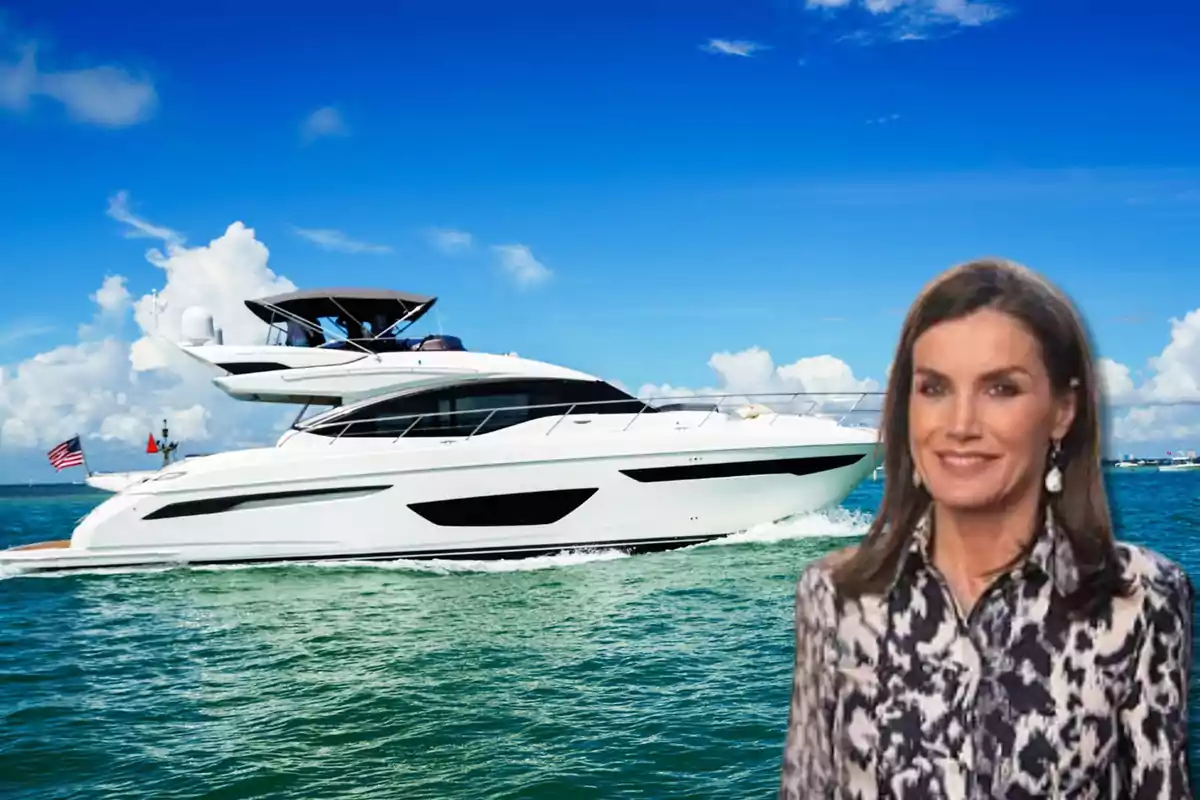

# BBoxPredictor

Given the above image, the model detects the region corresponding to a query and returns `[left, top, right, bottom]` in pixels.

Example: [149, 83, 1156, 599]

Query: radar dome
[181, 306, 217, 345]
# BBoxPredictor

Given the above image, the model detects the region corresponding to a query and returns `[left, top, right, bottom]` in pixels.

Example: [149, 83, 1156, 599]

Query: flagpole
[78, 433, 93, 477]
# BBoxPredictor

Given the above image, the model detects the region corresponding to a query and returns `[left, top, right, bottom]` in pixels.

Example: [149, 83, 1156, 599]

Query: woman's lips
[935, 451, 1000, 475]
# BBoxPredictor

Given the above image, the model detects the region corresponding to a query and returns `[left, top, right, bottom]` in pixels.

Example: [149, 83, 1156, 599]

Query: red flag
[146, 434, 159, 454]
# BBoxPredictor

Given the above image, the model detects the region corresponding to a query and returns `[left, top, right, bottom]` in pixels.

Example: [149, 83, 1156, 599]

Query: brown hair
[831, 257, 1128, 608]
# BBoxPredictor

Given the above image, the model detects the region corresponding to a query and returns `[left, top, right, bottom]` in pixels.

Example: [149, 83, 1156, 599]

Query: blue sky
[1, 0, 1199, 479]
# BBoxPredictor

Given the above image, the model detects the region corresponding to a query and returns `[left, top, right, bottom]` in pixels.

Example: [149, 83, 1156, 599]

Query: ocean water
[1, 472, 1197, 799]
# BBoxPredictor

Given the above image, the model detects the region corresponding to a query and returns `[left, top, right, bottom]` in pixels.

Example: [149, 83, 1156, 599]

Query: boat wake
[695, 506, 872, 548]
[0, 507, 873, 581]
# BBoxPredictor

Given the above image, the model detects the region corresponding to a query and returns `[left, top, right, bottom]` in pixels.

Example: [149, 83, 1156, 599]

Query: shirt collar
[894, 505, 1081, 596]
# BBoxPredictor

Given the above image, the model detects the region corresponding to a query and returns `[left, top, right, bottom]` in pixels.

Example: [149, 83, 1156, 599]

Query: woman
[779, 258, 1194, 798]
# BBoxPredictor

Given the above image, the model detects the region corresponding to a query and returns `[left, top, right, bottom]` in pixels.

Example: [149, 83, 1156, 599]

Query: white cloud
[91, 275, 132, 317]
[123, 210, 295, 372]
[109, 195, 295, 350]
[107, 190, 183, 245]
[1141, 308, 1200, 402]
[631, 322, 1200, 454]
[0, 320, 55, 348]
[637, 347, 882, 424]
[1, 337, 130, 449]
[426, 227, 473, 255]
[492, 244, 552, 288]
[1097, 357, 1135, 405]
[98, 403, 212, 446]
[700, 39, 770, 57]
[0, 193, 300, 477]
[1102, 307, 1200, 446]
[806, 0, 1006, 39]
[0, 43, 156, 127]
[293, 227, 392, 255]
[0, 192, 568, 479]
[300, 106, 348, 143]
[926, 0, 1004, 26]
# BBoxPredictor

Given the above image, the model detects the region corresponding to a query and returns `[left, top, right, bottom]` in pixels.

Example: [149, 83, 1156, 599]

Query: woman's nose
[947, 392, 982, 439]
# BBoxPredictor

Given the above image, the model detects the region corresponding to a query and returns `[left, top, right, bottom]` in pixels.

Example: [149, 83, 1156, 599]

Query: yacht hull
[84, 470, 158, 494]
[1, 439, 879, 574]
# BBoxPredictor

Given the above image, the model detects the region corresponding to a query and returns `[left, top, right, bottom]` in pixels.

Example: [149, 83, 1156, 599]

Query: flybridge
[172, 286, 600, 410]
[244, 287, 463, 355]
[174, 287, 469, 387]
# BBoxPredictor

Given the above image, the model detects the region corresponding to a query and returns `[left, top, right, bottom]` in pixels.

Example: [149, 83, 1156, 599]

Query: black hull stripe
[216, 362, 291, 375]
[143, 485, 393, 520]
[408, 487, 599, 527]
[10, 534, 726, 574]
[140, 453, 869, 522]
[620, 453, 866, 483]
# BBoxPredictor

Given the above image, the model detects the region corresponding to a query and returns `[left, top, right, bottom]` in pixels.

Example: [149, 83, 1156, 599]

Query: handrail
[296, 389, 1200, 445]
[301, 390, 888, 443]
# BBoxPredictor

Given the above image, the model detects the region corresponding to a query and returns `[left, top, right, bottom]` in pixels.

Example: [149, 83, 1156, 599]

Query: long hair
[830, 258, 1128, 607]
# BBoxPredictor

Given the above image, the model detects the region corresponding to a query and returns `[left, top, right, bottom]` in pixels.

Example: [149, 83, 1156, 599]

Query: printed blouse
[778, 513, 1194, 798]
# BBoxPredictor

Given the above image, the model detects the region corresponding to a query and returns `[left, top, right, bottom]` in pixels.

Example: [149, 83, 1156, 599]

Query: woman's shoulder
[796, 546, 857, 586]
[1114, 542, 1194, 609]
[793, 546, 858, 617]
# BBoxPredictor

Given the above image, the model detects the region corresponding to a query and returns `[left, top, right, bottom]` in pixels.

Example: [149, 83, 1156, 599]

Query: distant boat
[1159, 453, 1200, 472]
[1110, 455, 1155, 471]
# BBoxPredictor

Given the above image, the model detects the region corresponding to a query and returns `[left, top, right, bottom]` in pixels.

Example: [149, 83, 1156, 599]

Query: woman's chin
[927, 481, 1012, 513]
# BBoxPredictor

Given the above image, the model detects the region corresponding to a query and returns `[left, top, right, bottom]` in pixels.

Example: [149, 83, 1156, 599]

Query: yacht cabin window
[311, 378, 652, 439]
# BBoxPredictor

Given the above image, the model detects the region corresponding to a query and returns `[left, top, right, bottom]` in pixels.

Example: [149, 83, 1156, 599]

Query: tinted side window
[327, 391, 442, 437]
[317, 379, 651, 439]
[323, 383, 534, 438]
[440, 390, 532, 436]
[535, 380, 652, 415]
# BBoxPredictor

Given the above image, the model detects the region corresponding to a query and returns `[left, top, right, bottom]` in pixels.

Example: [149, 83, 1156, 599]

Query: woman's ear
[1051, 383, 1078, 442]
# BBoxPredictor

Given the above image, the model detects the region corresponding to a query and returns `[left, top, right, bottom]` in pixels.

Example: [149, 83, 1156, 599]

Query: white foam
[698, 506, 872, 548]
[0, 548, 633, 580]
[0, 563, 179, 580]
[0, 508, 872, 581]
[306, 548, 632, 575]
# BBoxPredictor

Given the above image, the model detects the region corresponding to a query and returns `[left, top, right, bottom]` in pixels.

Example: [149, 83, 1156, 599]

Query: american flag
[47, 435, 85, 471]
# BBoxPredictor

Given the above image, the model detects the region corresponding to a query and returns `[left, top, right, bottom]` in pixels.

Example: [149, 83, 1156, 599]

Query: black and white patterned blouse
[779, 512, 1194, 798]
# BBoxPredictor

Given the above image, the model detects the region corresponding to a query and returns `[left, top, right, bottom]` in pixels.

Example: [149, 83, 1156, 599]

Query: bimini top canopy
[245, 287, 437, 331]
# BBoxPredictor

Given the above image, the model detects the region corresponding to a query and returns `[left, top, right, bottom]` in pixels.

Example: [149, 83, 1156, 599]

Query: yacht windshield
[247, 289, 460, 354]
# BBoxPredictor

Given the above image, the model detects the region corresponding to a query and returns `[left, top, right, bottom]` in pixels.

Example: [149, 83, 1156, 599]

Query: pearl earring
[1045, 439, 1063, 494]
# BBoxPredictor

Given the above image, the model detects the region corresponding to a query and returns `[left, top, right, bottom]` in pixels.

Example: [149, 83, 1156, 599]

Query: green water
[1, 474, 1198, 798]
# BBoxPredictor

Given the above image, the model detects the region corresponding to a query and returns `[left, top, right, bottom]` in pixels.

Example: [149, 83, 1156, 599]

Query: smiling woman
[779, 258, 1194, 798]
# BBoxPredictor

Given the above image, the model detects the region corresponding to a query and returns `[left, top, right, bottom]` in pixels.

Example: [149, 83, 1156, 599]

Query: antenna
[154, 418, 179, 469]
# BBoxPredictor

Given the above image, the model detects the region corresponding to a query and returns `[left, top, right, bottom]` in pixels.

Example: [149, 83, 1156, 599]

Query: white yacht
[1, 288, 883, 573]
[1110, 455, 1153, 472]
[1159, 452, 1200, 472]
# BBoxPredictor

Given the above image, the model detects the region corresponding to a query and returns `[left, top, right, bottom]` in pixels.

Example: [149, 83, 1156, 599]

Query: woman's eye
[988, 381, 1020, 397]
[916, 380, 946, 396]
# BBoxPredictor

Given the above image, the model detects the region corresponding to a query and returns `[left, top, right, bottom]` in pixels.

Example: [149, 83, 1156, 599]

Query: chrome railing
[298, 391, 888, 444]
